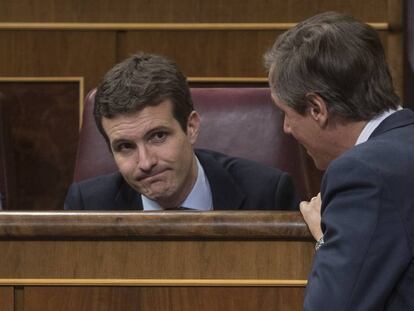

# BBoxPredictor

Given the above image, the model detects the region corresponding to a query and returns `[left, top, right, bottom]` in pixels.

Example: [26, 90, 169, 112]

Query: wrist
[315, 236, 324, 251]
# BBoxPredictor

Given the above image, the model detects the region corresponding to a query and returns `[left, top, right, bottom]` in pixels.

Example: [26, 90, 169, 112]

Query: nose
[136, 146, 157, 172]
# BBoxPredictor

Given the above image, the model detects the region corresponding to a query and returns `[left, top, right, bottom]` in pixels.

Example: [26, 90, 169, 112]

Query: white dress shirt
[355, 107, 402, 145]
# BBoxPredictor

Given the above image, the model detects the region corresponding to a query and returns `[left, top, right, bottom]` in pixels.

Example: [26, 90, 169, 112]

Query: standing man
[65, 53, 299, 211]
[265, 12, 414, 310]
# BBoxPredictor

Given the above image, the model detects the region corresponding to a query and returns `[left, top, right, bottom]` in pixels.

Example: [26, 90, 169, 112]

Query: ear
[186, 111, 200, 144]
[305, 93, 329, 127]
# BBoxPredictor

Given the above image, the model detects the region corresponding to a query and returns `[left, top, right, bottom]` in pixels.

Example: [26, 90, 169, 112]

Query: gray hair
[264, 12, 400, 121]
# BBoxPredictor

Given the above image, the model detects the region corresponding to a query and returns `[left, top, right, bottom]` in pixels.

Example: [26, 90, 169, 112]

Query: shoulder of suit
[72, 171, 123, 190]
[195, 148, 285, 178]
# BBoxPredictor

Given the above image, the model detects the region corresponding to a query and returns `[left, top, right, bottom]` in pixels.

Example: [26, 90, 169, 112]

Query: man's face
[272, 94, 331, 170]
[102, 99, 200, 208]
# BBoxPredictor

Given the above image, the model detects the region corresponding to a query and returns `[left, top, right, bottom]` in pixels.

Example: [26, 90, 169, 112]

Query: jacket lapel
[196, 150, 246, 210]
[114, 177, 143, 210]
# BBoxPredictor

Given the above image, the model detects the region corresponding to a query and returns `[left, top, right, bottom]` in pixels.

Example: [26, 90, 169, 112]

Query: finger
[299, 201, 311, 214]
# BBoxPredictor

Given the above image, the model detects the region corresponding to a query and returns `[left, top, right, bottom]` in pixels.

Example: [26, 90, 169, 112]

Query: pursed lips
[136, 169, 169, 182]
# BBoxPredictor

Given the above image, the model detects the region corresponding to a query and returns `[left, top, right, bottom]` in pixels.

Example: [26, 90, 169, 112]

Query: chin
[147, 187, 175, 201]
[315, 163, 327, 171]
[309, 155, 328, 171]
[313, 158, 330, 171]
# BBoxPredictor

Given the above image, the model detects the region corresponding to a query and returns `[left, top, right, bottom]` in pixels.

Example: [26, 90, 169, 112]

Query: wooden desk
[0, 211, 314, 311]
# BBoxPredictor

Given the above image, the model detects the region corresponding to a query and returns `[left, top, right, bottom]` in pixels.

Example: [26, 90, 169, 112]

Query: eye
[150, 131, 168, 143]
[113, 142, 135, 153]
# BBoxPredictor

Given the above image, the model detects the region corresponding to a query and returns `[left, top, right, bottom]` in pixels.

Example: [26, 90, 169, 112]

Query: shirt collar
[355, 107, 402, 145]
[141, 156, 213, 211]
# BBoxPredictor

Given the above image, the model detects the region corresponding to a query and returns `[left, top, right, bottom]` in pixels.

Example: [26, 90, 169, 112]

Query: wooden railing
[0, 211, 313, 310]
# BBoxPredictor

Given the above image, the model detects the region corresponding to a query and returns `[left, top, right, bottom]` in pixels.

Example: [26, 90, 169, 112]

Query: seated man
[65, 53, 299, 211]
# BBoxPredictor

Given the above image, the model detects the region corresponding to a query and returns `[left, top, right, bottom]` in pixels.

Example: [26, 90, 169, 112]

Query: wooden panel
[0, 287, 13, 311]
[0, 31, 116, 93]
[0, 0, 388, 23]
[0, 96, 16, 210]
[388, 32, 403, 98]
[118, 30, 402, 95]
[0, 212, 313, 279]
[382, 0, 403, 98]
[23, 286, 304, 311]
[0, 81, 79, 210]
[0, 212, 312, 310]
[0, 240, 313, 279]
[0, 30, 397, 95]
[118, 30, 286, 77]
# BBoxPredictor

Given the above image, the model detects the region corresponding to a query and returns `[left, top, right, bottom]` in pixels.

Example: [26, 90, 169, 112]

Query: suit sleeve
[64, 183, 85, 210]
[274, 172, 300, 210]
[304, 157, 411, 310]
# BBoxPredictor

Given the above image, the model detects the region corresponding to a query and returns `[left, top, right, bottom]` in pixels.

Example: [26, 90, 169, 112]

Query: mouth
[136, 169, 168, 182]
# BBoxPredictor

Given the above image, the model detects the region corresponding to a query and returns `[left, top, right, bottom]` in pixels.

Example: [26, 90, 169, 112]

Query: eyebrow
[110, 138, 132, 150]
[110, 125, 172, 147]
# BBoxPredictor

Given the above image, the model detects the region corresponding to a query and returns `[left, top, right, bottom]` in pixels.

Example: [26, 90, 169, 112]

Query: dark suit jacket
[65, 149, 299, 210]
[304, 109, 414, 310]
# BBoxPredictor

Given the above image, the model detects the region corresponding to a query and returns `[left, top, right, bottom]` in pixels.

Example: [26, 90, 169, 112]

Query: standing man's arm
[303, 157, 411, 310]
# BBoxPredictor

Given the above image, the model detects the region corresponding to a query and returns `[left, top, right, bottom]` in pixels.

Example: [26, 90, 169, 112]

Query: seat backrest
[0, 94, 16, 209]
[73, 89, 116, 182]
[73, 88, 321, 200]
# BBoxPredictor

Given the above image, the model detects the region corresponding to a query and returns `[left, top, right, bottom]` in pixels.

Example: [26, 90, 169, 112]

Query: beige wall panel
[0, 31, 116, 92]
[23, 286, 304, 311]
[0, 0, 387, 23]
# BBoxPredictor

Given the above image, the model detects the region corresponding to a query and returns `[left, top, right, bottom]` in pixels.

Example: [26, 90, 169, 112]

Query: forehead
[102, 100, 178, 138]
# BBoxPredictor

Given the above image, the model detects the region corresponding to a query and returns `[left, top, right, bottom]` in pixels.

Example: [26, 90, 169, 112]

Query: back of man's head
[265, 11, 400, 122]
[94, 53, 193, 145]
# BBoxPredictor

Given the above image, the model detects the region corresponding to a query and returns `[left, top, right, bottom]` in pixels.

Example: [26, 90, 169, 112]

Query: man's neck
[326, 120, 368, 160]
